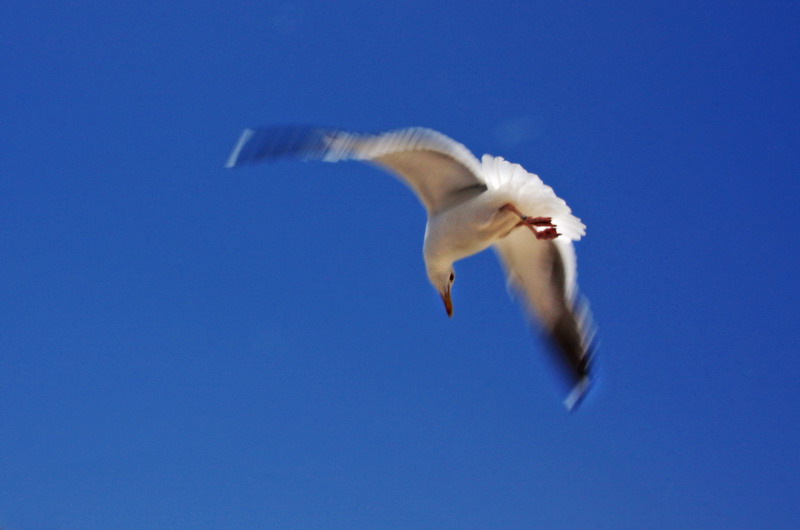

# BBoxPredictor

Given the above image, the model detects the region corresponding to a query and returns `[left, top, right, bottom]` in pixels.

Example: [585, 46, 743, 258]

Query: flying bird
[226, 126, 595, 409]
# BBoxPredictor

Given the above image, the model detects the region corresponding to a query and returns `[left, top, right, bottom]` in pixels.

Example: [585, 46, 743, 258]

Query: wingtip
[225, 128, 255, 168]
[563, 377, 591, 411]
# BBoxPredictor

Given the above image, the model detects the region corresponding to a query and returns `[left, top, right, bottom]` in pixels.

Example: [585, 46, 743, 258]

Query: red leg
[525, 216, 554, 227]
[500, 204, 560, 239]
[500, 203, 525, 218]
[534, 227, 560, 240]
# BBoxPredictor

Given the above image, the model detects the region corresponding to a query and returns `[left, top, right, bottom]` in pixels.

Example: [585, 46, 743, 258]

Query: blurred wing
[493, 229, 594, 409]
[226, 126, 487, 214]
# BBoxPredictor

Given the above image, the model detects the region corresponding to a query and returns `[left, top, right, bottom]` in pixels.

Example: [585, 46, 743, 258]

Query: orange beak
[440, 286, 453, 318]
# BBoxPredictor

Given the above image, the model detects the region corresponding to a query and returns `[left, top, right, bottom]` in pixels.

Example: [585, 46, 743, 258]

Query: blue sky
[2, 1, 799, 528]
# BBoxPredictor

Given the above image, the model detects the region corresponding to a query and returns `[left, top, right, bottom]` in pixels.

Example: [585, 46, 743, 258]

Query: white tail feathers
[480, 155, 585, 241]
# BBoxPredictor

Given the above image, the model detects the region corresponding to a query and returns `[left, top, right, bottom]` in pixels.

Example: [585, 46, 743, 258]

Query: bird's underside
[226, 125, 595, 409]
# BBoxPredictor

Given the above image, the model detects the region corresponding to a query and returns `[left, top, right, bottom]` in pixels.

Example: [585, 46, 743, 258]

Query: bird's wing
[226, 126, 487, 214]
[493, 229, 594, 409]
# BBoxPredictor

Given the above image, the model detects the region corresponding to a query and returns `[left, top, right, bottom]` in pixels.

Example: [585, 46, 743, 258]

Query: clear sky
[2, 1, 799, 528]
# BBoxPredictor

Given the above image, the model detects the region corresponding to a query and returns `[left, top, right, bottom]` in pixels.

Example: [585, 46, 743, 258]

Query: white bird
[226, 126, 595, 409]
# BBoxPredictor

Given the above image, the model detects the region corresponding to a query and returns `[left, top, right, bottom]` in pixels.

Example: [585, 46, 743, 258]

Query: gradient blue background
[2, 1, 799, 528]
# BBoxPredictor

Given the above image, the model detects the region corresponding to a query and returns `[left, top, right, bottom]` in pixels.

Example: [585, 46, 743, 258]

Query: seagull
[226, 126, 595, 409]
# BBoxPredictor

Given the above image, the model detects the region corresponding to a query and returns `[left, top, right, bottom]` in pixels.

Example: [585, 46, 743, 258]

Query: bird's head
[427, 265, 456, 318]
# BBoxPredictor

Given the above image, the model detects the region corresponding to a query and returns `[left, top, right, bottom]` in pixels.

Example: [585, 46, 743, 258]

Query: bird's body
[227, 126, 595, 409]
[424, 190, 519, 265]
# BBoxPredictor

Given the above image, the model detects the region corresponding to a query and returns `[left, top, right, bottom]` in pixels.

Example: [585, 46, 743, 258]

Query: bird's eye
[449, 273, 455, 282]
